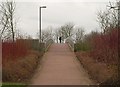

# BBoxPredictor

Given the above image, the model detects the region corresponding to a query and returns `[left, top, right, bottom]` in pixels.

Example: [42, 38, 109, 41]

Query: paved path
[31, 43, 95, 85]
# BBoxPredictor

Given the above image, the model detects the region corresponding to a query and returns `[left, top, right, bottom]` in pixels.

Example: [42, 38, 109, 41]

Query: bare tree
[36, 27, 54, 43]
[74, 27, 85, 43]
[60, 22, 74, 39]
[97, 1, 118, 34]
[41, 30, 50, 42]
[0, 0, 16, 42]
[97, 10, 110, 34]
[15, 29, 24, 39]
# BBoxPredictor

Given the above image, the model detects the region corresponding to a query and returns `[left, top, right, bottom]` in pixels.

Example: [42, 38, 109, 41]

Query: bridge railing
[43, 36, 54, 52]
[65, 37, 75, 51]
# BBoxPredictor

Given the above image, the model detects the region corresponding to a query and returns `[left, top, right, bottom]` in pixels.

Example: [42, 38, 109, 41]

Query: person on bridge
[59, 37, 62, 43]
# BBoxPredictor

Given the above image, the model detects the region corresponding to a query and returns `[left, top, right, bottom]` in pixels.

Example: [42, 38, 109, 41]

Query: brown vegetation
[2, 50, 44, 83]
[75, 51, 118, 84]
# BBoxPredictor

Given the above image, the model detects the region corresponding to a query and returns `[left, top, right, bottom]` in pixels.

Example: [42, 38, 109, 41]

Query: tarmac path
[31, 43, 95, 85]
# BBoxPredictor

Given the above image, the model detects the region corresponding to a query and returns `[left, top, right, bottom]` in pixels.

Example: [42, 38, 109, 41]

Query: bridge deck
[31, 43, 94, 85]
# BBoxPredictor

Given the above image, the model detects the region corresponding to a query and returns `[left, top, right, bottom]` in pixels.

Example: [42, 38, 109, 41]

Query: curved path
[31, 43, 95, 85]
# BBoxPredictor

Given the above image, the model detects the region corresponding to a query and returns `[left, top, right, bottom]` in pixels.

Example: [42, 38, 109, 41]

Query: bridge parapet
[65, 37, 75, 51]
[43, 37, 54, 52]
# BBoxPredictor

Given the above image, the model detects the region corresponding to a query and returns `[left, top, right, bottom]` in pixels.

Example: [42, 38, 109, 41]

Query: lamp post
[39, 6, 46, 43]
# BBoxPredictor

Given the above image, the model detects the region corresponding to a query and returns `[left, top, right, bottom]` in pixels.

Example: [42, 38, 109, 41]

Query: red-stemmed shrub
[2, 40, 29, 64]
[90, 29, 118, 64]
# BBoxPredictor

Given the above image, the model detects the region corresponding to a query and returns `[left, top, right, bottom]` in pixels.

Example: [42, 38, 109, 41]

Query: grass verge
[2, 83, 27, 87]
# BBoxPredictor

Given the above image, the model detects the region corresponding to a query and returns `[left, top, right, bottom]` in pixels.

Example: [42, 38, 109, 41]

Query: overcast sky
[2, 0, 116, 38]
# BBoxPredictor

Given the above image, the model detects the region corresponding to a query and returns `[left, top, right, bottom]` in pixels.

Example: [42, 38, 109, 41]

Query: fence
[2, 40, 28, 61]
[16, 39, 49, 52]
[16, 38, 54, 52]
[2, 38, 54, 61]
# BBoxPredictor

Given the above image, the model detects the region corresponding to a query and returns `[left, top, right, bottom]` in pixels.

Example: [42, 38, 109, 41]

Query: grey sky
[8, 0, 116, 38]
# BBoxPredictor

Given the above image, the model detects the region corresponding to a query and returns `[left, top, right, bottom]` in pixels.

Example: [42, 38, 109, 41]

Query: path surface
[31, 43, 94, 85]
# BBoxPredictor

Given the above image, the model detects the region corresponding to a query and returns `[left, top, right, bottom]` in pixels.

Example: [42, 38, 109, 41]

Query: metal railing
[43, 36, 54, 52]
[65, 37, 75, 51]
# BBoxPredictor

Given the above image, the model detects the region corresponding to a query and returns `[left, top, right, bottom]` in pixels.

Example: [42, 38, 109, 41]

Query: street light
[39, 6, 46, 43]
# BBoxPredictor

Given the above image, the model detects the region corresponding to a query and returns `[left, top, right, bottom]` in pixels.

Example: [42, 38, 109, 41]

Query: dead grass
[75, 51, 118, 84]
[2, 50, 44, 83]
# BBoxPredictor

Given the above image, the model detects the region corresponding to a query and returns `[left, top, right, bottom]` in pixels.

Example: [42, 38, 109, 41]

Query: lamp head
[40, 6, 46, 8]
